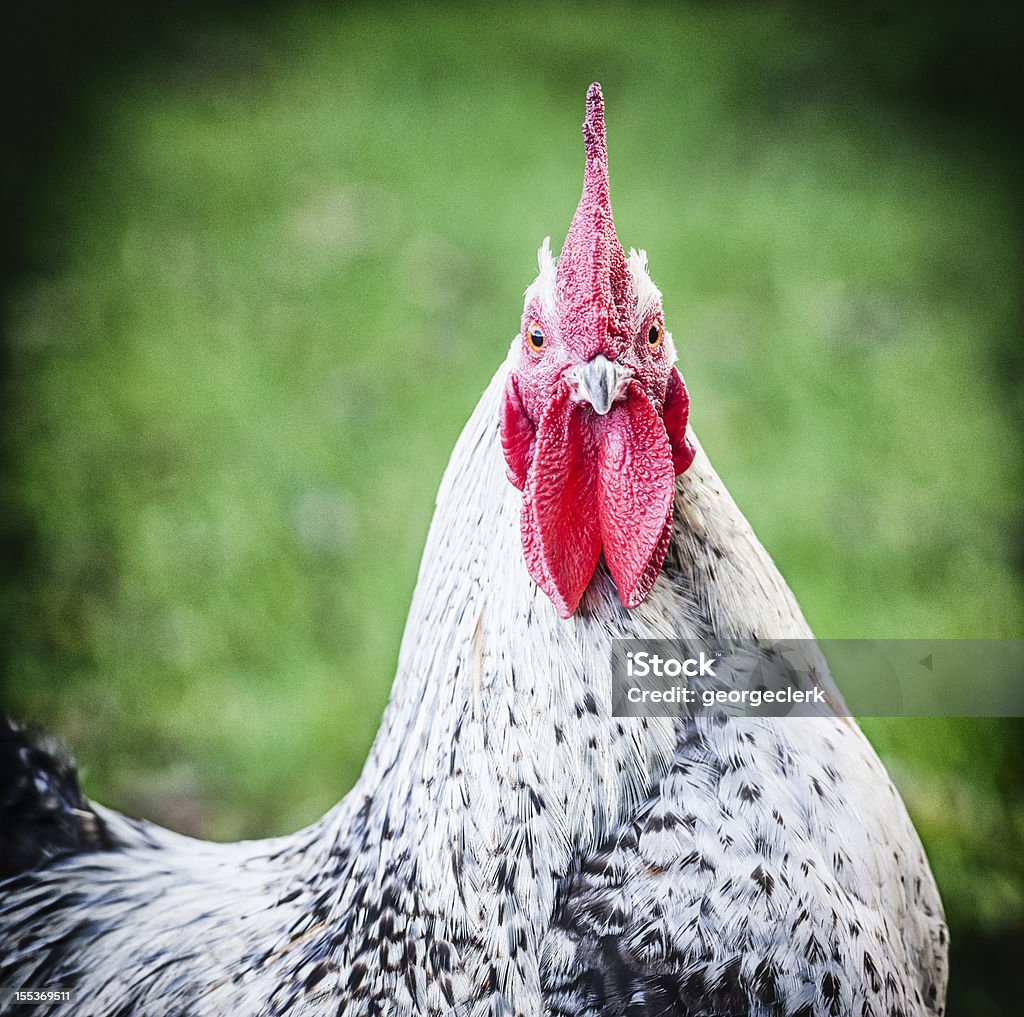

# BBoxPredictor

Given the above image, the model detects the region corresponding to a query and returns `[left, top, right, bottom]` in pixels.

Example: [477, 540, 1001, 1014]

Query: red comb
[556, 83, 634, 361]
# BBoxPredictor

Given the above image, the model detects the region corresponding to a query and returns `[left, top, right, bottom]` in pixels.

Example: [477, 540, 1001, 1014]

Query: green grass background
[1, 2, 1021, 1013]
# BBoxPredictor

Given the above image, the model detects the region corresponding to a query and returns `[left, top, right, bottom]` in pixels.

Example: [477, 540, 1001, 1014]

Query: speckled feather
[0, 95, 946, 1017]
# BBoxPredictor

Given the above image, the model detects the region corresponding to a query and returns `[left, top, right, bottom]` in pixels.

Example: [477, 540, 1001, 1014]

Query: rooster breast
[542, 713, 946, 1016]
[536, 446, 947, 1017]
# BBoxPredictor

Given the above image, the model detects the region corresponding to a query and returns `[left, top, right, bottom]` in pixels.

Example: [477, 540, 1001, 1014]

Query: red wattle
[663, 366, 696, 475]
[598, 383, 676, 606]
[522, 387, 602, 618]
[519, 381, 681, 616]
[500, 374, 535, 491]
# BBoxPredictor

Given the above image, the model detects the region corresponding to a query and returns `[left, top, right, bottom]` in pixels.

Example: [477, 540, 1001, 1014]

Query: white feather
[627, 247, 662, 324]
[522, 237, 557, 320]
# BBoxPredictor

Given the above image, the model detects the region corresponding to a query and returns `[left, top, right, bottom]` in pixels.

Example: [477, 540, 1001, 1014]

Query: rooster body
[0, 86, 946, 1017]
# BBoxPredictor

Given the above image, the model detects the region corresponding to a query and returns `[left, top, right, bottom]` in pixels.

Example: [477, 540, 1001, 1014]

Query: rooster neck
[327, 352, 676, 941]
[312, 349, 817, 999]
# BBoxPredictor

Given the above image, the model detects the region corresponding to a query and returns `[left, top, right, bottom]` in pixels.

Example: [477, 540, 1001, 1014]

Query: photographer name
[625, 685, 826, 707]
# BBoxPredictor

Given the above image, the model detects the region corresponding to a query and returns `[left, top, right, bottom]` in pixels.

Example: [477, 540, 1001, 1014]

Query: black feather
[0, 712, 111, 879]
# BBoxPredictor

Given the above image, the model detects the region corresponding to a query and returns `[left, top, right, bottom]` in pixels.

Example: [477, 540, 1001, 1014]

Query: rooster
[0, 84, 946, 1017]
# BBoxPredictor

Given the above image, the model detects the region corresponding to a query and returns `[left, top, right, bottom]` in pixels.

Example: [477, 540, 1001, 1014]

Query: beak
[565, 355, 633, 415]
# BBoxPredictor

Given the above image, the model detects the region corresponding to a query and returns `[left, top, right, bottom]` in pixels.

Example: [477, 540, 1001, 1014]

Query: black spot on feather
[863, 951, 881, 993]
[752, 956, 781, 1005]
[304, 961, 330, 990]
[822, 971, 841, 1014]
[347, 961, 367, 992]
[751, 864, 774, 896]
[805, 934, 825, 964]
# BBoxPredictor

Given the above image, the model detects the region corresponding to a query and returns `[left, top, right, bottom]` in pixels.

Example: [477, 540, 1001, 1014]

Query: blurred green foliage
[1, 2, 1021, 1013]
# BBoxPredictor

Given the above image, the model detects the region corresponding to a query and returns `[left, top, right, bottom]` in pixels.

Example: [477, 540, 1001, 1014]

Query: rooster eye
[527, 323, 545, 351]
[647, 323, 664, 349]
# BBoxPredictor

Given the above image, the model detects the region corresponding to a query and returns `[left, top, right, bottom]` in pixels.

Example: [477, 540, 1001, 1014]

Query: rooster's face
[500, 83, 696, 619]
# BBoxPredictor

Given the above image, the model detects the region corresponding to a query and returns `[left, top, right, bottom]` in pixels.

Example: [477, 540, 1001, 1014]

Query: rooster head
[500, 83, 696, 619]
